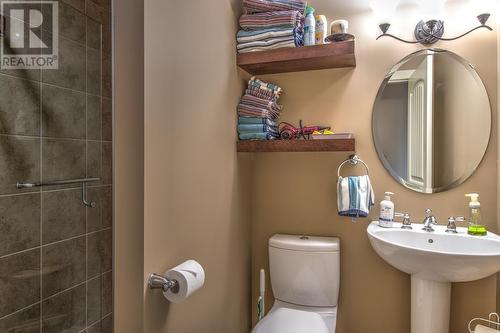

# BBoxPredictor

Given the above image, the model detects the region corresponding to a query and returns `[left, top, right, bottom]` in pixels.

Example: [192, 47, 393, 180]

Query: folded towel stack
[237, 0, 306, 53]
[237, 77, 283, 140]
[337, 175, 375, 218]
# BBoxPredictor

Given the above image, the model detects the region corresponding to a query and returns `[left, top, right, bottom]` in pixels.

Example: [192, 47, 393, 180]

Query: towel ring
[468, 313, 500, 332]
[337, 155, 370, 178]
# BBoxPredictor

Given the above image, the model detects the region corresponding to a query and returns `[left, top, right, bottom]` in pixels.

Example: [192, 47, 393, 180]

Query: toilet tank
[269, 234, 340, 307]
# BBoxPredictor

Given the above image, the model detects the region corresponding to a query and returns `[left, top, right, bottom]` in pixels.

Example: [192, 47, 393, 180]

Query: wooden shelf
[237, 138, 355, 153]
[237, 40, 356, 75]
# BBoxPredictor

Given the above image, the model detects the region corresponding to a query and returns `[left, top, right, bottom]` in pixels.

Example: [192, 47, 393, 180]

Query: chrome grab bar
[16, 177, 101, 208]
[16, 177, 100, 189]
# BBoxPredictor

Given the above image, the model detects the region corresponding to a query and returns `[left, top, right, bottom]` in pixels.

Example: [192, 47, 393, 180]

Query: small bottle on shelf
[304, 6, 316, 46]
[315, 15, 328, 45]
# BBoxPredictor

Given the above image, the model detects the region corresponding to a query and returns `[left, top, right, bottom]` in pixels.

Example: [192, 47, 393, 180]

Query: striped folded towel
[238, 124, 278, 134]
[238, 38, 297, 53]
[243, 0, 307, 14]
[248, 77, 282, 97]
[238, 42, 296, 53]
[237, 27, 295, 43]
[238, 116, 277, 126]
[239, 10, 304, 31]
[237, 103, 280, 120]
[237, 27, 303, 46]
[240, 94, 282, 112]
[239, 132, 279, 140]
[337, 175, 375, 218]
[246, 87, 279, 101]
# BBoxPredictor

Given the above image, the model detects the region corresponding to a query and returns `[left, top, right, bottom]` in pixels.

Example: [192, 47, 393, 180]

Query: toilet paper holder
[148, 273, 180, 293]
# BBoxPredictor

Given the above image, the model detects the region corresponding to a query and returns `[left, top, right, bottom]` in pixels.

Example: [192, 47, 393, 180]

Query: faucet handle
[395, 212, 412, 230]
[446, 216, 466, 233]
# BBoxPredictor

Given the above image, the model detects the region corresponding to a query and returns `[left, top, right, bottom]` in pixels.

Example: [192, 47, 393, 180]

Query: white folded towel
[475, 324, 500, 333]
[337, 175, 375, 218]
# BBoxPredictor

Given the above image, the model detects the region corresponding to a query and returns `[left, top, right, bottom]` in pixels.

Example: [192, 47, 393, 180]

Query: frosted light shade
[370, 0, 399, 24]
[420, 0, 445, 21]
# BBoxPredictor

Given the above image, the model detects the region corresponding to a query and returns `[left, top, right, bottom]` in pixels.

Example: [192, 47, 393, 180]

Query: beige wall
[143, 0, 252, 332]
[114, 0, 145, 332]
[250, 2, 498, 333]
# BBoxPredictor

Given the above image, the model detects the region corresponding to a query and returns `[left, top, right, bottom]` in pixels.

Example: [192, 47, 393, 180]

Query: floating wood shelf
[237, 40, 356, 75]
[237, 138, 355, 153]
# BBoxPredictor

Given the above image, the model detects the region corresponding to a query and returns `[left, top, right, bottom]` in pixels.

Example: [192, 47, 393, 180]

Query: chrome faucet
[422, 209, 437, 232]
[445, 216, 465, 233]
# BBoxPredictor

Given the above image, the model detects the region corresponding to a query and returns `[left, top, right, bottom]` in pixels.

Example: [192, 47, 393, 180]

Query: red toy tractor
[279, 120, 331, 140]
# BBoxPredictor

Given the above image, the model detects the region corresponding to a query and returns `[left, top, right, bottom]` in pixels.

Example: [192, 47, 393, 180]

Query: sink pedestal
[411, 276, 451, 333]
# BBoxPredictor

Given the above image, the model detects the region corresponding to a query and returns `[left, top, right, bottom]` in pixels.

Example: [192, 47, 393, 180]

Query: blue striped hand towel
[238, 124, 278, 134]
[337, 175, 375, 218]
[238, 116, 277, 126]
[239, 132, 279, 140]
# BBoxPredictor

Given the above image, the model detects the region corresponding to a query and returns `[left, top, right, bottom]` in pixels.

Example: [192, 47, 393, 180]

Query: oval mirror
[372, 49, 491, 193]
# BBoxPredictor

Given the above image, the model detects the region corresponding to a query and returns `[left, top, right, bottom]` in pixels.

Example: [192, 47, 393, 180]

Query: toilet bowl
[253, 300, 337, 333]
[252, 234, 340, 333]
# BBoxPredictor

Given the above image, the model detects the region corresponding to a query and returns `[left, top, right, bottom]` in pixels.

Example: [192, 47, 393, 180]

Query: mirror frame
[372, 48, 492, 193]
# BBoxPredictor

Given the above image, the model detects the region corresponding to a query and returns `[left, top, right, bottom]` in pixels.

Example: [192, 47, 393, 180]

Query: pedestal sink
[367, 222, 500, 333]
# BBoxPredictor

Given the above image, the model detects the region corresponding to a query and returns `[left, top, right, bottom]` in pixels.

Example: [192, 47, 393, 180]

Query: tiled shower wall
[0, 0, 113, 332]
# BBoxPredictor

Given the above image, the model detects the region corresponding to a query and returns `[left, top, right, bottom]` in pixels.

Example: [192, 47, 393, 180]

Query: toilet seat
[253, 307, 330, 333]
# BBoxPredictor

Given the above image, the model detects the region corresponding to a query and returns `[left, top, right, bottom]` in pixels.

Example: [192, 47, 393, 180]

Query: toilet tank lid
[269, 234, 340, 252]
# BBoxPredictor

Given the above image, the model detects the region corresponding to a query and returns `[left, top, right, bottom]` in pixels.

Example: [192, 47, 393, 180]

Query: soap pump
[465, 193, 487, 236]
[379, 192, 395, 228]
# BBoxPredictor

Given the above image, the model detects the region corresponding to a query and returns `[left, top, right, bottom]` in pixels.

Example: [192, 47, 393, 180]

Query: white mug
[330, 19, 349, 34]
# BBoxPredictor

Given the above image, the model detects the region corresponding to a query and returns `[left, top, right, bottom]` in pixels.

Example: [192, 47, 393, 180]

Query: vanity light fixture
[376, 13, 493, 45]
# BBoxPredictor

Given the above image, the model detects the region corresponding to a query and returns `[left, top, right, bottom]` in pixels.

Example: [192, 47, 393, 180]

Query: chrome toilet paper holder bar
[148, 273, 179, 293]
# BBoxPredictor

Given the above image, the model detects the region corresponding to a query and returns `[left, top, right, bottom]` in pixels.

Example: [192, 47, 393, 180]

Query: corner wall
[114, 0, 145, 332]
[143, 1, 252, 332]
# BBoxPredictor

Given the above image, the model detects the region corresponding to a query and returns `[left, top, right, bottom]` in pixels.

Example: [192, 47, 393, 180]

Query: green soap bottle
[465, 193, 487, 236]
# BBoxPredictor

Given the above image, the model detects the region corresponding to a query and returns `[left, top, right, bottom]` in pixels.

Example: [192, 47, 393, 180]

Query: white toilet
[253, 234, 340, 333]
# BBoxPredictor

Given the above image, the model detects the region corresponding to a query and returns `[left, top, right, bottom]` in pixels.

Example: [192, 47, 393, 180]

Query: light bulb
[419, 0, 445, 21]
[370, 0, 400, 25]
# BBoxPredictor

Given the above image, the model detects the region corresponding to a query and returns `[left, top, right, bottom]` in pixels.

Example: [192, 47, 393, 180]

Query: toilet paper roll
[163, 260, 205, 303]
[476, 324, 500, 333]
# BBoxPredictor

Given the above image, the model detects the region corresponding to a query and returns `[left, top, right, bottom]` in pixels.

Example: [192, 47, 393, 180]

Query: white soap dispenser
[379, 192, 395, 228]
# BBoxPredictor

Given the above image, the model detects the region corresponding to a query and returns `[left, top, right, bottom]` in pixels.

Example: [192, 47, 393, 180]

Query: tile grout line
[39, 53, 43, 333]
[0, 227, 113, 260]
[85, 12, 89, 330]
[0, 269, 113, 322]
[0, 71, 104, 98]
[0, 133, 112, 143]
[0, 302, 42, 322]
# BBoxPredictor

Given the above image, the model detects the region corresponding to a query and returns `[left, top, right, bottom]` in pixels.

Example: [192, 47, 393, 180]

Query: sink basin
[367, 222, 500, 282]
[367, 222, 500, 333]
